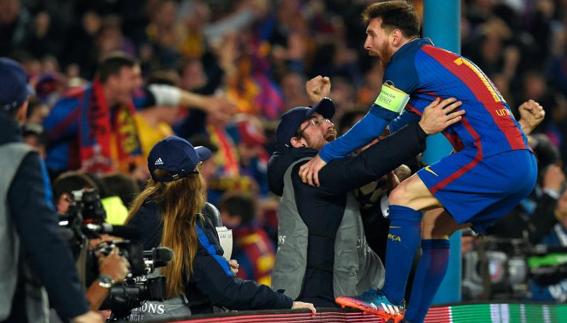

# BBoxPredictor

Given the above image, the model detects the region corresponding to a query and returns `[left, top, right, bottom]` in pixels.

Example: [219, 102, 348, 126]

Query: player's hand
[419, 97, 464, 134]
[292, 301, 317, 314]
[306, 75, 331, 104]
[299, 154, 327, 187]
[229, 259, 239, 274]
[518, 99, 545, 135]
[71, 310, 104, 323]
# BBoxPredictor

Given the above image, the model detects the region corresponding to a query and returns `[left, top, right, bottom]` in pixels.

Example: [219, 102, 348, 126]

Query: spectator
[43, 52, 145, 178]
[21, 122, 47, 158]
[0, 57, 101, 322]
[0, 0, 31, 57]
[43, 52, 235, 179]
[227, 116, 270, 197]
[25, 97, 49, 125]
[219, 192, 276, 286]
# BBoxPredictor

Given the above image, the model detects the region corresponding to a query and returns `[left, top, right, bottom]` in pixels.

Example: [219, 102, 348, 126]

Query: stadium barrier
[150, 303, 567, 323]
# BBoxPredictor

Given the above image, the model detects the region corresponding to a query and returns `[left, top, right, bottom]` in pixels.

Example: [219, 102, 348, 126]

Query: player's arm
[318, 58, 419, 163]
[320, 105, 398, 162]
[299, 86, 412, 187]
[299, 60, 419, 187]
[318, 122, 426, 195]
[318, 97, 463, 194]
[517, 99, 545, 135]
[298, 103, 397, 187]
[388, 108, 421, 133]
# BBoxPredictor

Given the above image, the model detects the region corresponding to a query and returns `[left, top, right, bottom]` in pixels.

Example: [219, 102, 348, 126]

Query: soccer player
[298, 1, 543, 322]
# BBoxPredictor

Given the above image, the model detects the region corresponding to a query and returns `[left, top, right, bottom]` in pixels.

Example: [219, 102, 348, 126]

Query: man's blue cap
[275, 97, 335, 147]
[0, 58, 33, 113]
[148, 136, 212, 182]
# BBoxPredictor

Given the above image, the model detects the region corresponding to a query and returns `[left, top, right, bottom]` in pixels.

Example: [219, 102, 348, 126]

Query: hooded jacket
[268, 122, 427, 307]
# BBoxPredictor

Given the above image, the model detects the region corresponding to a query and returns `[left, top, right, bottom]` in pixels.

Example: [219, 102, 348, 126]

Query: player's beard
[369, 38, 394, 64]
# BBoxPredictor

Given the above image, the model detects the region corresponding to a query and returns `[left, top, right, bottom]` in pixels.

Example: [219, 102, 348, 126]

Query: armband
[374, 82, 410, 114]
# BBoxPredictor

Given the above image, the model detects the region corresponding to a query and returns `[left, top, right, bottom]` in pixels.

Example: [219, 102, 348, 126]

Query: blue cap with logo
[275, 97, 335, 147]
[0, 58, 33, 113]
[148, 136, 212, 182]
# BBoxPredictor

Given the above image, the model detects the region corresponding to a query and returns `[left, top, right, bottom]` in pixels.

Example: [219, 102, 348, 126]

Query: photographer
[52, 172, 130, 311]
[529, 188, 567, 302]
[127, 136, 315, 315]
[486, 132, 564, 244]
[52, 171, 97, 214]
[0, 58, 101, 322]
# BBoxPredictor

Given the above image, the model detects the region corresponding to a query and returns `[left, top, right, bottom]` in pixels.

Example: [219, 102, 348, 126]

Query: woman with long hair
[127, 136, 315, 314]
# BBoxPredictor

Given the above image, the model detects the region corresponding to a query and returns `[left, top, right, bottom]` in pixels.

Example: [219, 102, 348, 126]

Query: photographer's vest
[272, 158, 384, 299]
[0, 143, 49, 322]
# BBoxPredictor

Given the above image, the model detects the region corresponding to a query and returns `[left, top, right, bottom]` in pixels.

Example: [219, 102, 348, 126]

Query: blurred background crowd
[2, 0, 567, 303]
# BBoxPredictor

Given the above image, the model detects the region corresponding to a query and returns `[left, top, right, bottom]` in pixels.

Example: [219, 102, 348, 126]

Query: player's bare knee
[388, 183, 411, 205]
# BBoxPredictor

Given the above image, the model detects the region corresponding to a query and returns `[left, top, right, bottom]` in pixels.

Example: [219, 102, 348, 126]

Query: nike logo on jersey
[424, 165, 439, 177]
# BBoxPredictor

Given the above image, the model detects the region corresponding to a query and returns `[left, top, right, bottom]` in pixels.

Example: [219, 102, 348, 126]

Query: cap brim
[308, 97, 335, 119]
[195, 146, 212, 162]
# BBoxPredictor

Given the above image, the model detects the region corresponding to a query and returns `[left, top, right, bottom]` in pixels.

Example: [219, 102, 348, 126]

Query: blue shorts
[417, 149, 537, 233]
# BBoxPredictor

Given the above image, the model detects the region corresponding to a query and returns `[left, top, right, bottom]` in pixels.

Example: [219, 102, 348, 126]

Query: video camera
[462, 235, 567, 300]
[103, 246, 174, 320]
[57, 188, 174, 319]
[58, 188, 140, 267]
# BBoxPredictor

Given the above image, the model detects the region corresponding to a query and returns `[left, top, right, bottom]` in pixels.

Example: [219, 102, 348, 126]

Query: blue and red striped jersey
[386, 38, 529, 157]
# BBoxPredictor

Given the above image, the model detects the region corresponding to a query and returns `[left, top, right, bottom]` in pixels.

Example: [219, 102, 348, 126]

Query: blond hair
[127, 169, 206, 297]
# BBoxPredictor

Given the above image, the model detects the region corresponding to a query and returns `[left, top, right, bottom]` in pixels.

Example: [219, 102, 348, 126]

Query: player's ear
[391, 29, 403, 46]
[290, 136, 307, 148]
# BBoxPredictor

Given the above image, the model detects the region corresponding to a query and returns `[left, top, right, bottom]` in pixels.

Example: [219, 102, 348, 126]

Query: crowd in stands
[2, 0, 567, 306]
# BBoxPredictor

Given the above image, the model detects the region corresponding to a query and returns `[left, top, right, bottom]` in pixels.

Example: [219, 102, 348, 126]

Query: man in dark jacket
[0, 58, 101, 322]
[486, 134, 565, 244]
[268, 76, 465, 308]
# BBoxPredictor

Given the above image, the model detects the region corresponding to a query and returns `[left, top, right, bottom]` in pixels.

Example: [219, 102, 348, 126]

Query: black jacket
[0, 112, 89, 322]
[267, 122, 427, 307]
[129, 199, 293, 314]
[486, 188, 559, 244]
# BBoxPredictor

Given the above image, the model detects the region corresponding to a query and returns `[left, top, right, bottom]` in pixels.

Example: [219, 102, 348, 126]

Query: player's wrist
[518, 119, 532, 134]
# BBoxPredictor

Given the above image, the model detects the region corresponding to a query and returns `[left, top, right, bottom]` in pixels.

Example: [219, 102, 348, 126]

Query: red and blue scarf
[79, 81, 143, 174]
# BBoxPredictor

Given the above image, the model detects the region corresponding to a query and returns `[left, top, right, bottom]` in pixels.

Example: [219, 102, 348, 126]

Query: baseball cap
[0, 58, 33, 113]
[275, 97, 335, 147]
[148, 136, 212, 182]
